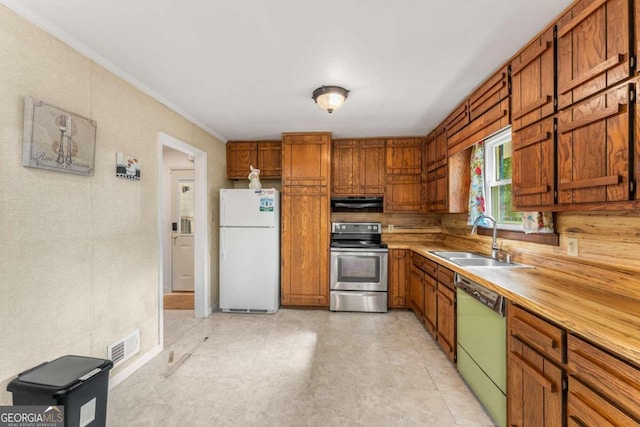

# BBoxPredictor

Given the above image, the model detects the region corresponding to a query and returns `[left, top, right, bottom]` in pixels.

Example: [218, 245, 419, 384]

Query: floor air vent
[108, 328, 140, 367]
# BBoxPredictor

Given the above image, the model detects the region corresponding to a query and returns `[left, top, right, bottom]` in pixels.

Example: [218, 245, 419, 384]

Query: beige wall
[0, 5, 229, 401]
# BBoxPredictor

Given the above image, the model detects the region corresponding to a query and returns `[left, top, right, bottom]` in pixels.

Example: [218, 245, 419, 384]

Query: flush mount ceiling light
[312, 85, 350, 113]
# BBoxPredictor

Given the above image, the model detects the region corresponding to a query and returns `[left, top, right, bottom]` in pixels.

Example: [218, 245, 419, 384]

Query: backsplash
[440, 211, 640, 276]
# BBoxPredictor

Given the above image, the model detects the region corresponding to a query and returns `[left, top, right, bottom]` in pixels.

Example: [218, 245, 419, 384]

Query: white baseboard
[109, 343, 163, 390]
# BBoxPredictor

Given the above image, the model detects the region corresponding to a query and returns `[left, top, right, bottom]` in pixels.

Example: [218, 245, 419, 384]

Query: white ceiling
[5, 0, 573, 141]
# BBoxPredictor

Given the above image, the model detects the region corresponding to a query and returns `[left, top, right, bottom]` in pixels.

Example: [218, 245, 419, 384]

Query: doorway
[158, 132, 210, 347]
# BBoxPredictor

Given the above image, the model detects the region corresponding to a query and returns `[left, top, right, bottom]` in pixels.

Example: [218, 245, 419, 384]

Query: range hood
[330, 196, 384, 212]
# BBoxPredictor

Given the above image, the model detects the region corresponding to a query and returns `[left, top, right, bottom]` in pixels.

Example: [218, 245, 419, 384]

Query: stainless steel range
[329, 222, 388, 313]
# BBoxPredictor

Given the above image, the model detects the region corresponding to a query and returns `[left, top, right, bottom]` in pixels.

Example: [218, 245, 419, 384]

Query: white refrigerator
[219, 189, 280, 313]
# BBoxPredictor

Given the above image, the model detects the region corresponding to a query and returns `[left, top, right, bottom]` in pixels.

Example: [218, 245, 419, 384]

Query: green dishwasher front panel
[458, 344, 506, 427]
[456, 289, 507, 392]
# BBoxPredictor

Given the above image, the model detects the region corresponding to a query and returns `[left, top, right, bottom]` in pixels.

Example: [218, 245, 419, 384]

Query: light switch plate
[388, 224, 394, 232]
[567, 237, 579, 256]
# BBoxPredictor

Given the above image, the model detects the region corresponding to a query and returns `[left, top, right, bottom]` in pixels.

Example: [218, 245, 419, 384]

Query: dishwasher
[455, 273, 507, 427]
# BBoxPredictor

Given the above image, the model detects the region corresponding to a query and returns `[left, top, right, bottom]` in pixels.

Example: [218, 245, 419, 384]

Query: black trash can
[7, 355, 113, 427]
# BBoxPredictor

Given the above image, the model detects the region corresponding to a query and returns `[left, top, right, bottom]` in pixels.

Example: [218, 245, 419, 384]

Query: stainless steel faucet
[471, 214, 499, 259]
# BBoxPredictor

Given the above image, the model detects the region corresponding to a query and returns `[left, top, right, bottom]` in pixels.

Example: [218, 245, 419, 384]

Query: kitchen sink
[429, 251, 483, 259]
[429, 251, 530, 268]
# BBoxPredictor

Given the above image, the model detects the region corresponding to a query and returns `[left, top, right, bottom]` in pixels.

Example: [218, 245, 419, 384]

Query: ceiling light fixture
[312, 85, 350, 113]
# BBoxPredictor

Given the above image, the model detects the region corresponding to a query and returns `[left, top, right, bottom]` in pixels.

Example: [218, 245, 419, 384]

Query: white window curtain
[523, 212, 554, 233]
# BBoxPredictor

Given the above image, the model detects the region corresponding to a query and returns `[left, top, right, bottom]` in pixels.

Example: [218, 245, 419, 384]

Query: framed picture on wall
[116, 152, 141, 181]
[22, 97, 97, 176]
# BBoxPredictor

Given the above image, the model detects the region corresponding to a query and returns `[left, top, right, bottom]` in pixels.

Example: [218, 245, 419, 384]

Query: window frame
[483, 127, 523, 231]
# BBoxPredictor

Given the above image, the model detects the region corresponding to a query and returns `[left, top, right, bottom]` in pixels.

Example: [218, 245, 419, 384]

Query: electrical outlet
[388, 224, 394, 232]
[567, 237, 579, 257]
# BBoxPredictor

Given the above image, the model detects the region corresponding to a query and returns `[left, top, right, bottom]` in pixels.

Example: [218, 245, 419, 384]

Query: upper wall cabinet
[448, 66, 510, 155]
[557, 0, 631, 110]
[226, 140, 281, 179]
[511, 27, 556, 131]
[282, 133, 330, 187]
[557, 81, 632, 204]
[385, 138, 423, 212]
[511, 27, 557, 210]
[332, 139, 385, 196]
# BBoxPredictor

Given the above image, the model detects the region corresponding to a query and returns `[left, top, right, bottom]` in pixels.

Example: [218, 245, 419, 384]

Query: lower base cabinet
[388, 249, 409, 308]
[567, 334, 640, 425]
[508, 336, 564, 426]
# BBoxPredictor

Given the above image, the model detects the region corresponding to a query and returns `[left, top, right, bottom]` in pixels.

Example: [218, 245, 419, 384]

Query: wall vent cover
[107, 328, 140, 368]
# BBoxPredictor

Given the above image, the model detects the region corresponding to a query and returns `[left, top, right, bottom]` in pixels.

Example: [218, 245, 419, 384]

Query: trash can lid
[19, 355, 108, 388]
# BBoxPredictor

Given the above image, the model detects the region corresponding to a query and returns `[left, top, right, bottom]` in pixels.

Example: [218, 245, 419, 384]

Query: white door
[171, 172, 195, 291]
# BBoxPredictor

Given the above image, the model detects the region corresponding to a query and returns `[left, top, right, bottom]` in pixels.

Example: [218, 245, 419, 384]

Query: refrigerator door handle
[220, 195, 225, 226]
[221, 228, 226, 260]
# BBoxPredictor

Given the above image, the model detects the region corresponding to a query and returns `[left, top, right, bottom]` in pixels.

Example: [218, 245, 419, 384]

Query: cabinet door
[434, 126, 447, 169]
[557, 0, 631, 109]
[257, 141, 282, 178]
[359, 140, 386, 195]
[388, 249, 409, 308]
[332, 140, 359, 195]
[557, 83, 630, 204]
[410, 266, 425, 321]
[386, 138, 423, 175]
[282, 133, 331, 186]
[426, 166, 449, 213]
[281, 186, 329, 307]
[511, 27, 555, 130]
[513, 117, 556, 209]
[424, 273, 437, 337]
[226, 142, 257, 179]
[508, 336, 564, 427]
[425, 131, 437, 172]
[436, 283, 455, 362]
[385, 174, 422, 212]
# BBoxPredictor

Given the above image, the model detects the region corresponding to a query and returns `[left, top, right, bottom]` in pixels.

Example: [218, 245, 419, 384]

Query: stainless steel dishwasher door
[456, 288, 507, 427]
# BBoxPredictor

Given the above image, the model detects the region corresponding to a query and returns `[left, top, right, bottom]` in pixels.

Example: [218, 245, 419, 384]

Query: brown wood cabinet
[226, 140, 281, 179]
[282, 133, 330, 187]
[567, 334, 640, 424]
[411, 252, 456, 362]
[511, 27, 555, 131]
[385, 138, 423, 212]
[508, 304, 566, 427]
[424, 273, 437, 337]
[410, 264, 425, 322]
[512, 117, 556, 210]
[332, 139, 385, 196]
[388, 249, 409, 309]
[435, 266, 456, 362]
[557, 0, 631, 110]
[281, 133, 331, 307]
[557, 82, 631, 204]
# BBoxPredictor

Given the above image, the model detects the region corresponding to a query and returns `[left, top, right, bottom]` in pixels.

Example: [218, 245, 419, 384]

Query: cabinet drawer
[509, 305, 565, 364]
[568, 377, 639, 426]
[411, 253, 437, 277]
[436, 266, 454, 289]
[568, 334, 640, 420]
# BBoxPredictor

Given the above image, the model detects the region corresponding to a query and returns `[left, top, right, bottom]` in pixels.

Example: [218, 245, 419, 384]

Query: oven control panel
[331, 222, 382, 234]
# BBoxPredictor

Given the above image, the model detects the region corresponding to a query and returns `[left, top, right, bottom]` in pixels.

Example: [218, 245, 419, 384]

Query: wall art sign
[22, 97, 97, 176]
[116, 152, 141, 181]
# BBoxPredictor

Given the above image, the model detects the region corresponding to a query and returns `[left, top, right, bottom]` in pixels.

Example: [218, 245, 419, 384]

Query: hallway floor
[107, 309, 495, 426]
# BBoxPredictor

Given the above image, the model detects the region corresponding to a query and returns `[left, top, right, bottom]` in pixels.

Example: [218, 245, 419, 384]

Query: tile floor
[107, 309, 495, 426]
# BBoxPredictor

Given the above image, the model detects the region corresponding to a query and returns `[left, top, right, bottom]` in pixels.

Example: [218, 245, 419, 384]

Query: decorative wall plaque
[22, 97, 97, 176]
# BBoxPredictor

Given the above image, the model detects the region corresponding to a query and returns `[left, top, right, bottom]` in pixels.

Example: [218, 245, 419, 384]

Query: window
[484, 128, 522, 230]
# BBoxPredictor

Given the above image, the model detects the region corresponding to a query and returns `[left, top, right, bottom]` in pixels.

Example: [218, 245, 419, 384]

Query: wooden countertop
[386, 241, 640, 367]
